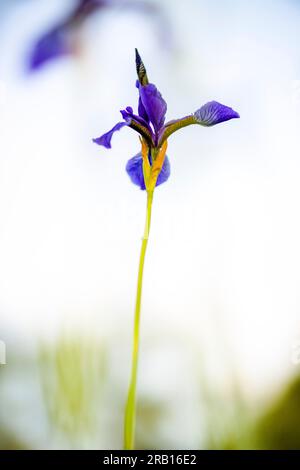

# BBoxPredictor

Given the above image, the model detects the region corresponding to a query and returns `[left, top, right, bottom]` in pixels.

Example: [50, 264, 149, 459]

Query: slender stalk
[124, 190, 154, 450]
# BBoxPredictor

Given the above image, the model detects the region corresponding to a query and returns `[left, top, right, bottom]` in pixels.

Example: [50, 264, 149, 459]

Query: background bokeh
[1, 0, 300, 449]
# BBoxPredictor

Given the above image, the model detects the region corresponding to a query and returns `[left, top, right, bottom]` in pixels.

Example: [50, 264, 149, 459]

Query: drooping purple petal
[93, 122, 127, 149]
[194, 101, 240, 126]
[139, 83, 167, 133]
[28, 25, 71, 70]
[126, 154, 146, 189]
[126, 153, 171, 190]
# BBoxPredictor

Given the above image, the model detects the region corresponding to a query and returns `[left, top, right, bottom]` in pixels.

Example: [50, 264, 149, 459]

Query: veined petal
[93, 122, 127, 149]
[126, 153, 170, 190]
[194, 101, 240, 126]
[159, 102, 239, 143]
[139, 83, 167, 133]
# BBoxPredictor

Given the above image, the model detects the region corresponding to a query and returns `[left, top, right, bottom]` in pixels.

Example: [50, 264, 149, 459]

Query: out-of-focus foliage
[135, 398, 169, 449]
[2, 337, 300, 449]
[202, 374, 300, 450]
[200, 376, 256, 450]
[255, 375, 300, 449]
[39, 334, 107, 442]
[0, 428, 26, 450]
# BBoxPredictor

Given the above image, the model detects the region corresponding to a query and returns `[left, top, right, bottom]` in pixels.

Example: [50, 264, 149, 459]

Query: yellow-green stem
[124, 190, 154, 450]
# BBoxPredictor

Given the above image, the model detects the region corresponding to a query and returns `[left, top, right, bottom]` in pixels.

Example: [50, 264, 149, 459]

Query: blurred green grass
[2, 334, 300, 449]
[39, 334, 107, 444]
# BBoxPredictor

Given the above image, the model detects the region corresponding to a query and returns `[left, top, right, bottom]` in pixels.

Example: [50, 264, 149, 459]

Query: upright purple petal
[194, 101, 240, 126]
[126, 153, 170, 190]
[135, 80, 149, 122]
[138, 97, 150, 123]
[139, 83, 167, 133]
[93, 122, 127, 149]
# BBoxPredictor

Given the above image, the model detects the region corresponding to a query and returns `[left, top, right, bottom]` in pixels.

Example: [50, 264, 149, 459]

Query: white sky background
[1, 0, 300, 433]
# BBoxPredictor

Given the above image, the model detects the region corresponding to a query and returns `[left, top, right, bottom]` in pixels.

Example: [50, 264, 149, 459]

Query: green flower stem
[124, 189, 154, 450]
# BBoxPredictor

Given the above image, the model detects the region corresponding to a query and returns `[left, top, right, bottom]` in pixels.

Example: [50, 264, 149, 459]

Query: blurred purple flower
[29, 25, 72, 70]
[28, 0, 165, 71]
[93, 49, 239, 190]
[28, 0, 105, 70]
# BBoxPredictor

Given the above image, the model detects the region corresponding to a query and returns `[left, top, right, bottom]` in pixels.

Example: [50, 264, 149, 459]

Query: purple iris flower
[93, 49, 239, 190]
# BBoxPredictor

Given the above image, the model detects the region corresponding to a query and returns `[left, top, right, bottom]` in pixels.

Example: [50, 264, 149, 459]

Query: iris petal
[93, 122, 127, 149]
[194, 101, 240, 126]
[136, 80, 150, 123]
[138, 97, 150, 123]
[126, 153, 171, 190]
[139, 83, 167, 133]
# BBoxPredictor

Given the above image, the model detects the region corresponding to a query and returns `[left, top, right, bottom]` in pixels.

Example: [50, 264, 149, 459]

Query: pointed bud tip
[135, 48, 142, 69]
[134, 48, 148, 86]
